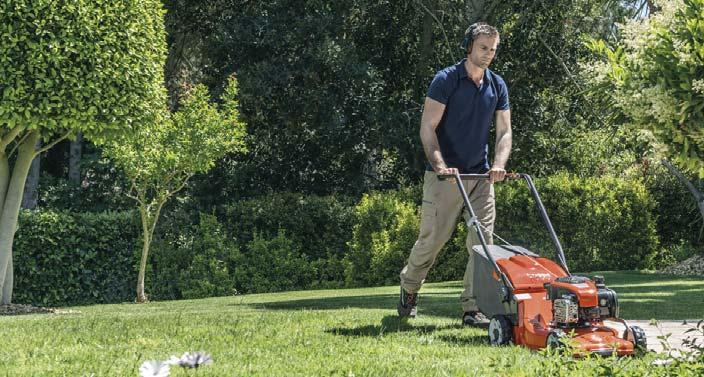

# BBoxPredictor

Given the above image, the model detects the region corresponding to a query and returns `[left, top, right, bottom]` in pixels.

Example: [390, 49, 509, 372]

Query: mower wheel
[629, 325, 647, 354]
[488, 315, 512, 345]
[546, 329, 566, 348]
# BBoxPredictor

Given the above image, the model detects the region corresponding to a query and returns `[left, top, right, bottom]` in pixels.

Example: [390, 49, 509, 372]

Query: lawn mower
[439, 172, 647, 356]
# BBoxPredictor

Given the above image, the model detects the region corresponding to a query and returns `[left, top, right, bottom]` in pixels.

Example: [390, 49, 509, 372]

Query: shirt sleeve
[427, 70, 452, 105]
[495, 76, 510, 111]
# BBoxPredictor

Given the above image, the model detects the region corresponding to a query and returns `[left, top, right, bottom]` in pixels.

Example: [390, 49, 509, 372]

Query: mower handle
[437, 172, 522, 181]
[438, 171, 572, 278]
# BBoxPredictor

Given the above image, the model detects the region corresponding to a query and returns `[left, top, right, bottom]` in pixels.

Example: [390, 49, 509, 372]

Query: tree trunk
[68, 132, 83, 185]
[136, 231, 151, 303]
[0, 131, 40, 304]
[662, 159, 704, 229]
[136, 207, 153, 303]
[135, 198, 166, 303]
[0, 154, 10, 222]
[21, 140, 42, 210]
[465, 0, 490, 24]
[418, 0, 436, 77]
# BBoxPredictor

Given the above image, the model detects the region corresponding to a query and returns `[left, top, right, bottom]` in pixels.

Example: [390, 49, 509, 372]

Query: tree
[107, 78, 246, 303]
[0, 0, 166, 304]
[588, 0, 704, 176]
[163, 0, 635, 201]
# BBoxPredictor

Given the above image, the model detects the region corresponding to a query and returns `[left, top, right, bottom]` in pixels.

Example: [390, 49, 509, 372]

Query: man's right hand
[436, 166, 459, 176]
[435, 166, 459, 182]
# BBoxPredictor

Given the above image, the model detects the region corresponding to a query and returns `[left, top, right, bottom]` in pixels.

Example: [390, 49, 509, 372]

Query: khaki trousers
[399, 170, 495, 312]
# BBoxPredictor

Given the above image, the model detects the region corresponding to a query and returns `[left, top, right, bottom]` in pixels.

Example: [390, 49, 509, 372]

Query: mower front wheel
[629, 325, 647, 354]
[546, 329, 566, 348]
[488, 315, 513, 345]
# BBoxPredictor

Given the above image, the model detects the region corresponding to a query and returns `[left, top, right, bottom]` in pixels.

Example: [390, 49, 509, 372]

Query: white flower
[167, 351, 213, 369]
[651, 358, 674, 366]
[139, 360, 170, 377]
[693, 79, 704, 95]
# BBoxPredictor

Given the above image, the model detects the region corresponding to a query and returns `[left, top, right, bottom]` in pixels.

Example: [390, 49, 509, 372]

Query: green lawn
[0, 271, 702, 376]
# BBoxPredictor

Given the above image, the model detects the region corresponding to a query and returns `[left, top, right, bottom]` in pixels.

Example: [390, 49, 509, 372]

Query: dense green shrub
[344, 192, 419, 287]
[147, 211, 237, 300]
[220, 193, 355, 287]
[495, 174, 659, 271]
[345, 174, 661, 286]
[232, 231, 315, 293]
[150, 193, 357, 297]
[176, 214, 237, 299]
[344, 187, 471, 287]
[13, 210, 139, 306]
[11, 175, 664, 305]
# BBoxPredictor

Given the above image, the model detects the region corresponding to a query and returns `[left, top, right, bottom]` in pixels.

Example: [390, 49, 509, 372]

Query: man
[397, 22, 512, 325]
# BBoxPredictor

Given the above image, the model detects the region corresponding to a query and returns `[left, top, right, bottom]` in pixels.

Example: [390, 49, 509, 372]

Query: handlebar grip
[437, 172, 522, 181]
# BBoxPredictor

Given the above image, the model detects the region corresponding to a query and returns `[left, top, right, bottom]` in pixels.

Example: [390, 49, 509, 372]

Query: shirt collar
[456, 58, 493, 83]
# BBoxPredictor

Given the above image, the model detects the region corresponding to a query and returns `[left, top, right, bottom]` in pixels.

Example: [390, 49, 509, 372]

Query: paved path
[605, 320, 702, 355]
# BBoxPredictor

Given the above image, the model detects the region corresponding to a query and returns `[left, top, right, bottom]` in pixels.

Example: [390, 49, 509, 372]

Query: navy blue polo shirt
[425, 59, 510, 173]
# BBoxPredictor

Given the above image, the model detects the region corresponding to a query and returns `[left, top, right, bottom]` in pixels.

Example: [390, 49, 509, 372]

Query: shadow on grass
[325, 315, 488, 345]
[247, 273, 704, 320]
[254, 293, 463, 320]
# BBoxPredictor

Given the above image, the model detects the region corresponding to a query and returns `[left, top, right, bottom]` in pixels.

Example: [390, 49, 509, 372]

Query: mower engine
[545, 275, 619, 328]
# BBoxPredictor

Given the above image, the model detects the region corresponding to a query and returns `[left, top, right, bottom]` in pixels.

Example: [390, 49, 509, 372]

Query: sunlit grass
[0, 271, 701, 376]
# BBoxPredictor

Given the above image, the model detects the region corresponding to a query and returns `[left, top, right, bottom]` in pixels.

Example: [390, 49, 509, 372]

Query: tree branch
[166, 173, 193, 198]
[126, 181, 140, 202]
[414, 0, 454, 61]
[537, 36, 613, 130]
[0, 126, 23, 150]
[662, 159, 704, 201]
[662, 159, 704, 223]
[34, 130, 72, 156]
[8, 131, 31, 158]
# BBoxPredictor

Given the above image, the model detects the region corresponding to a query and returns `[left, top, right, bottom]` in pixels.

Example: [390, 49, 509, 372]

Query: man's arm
[489, 109, 512, 183]
[420, 97, 457, 176]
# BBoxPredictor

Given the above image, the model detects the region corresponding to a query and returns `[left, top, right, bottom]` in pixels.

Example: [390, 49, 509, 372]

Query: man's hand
[488, 166, 506, 184]
[436, 166, 459, 182]
[436, 166, 459, 176]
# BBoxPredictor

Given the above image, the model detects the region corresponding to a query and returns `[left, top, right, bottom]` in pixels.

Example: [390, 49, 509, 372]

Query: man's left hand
[488, 167, 506, 184]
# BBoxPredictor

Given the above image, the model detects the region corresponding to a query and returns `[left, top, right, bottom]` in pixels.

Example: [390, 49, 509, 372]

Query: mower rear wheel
[488, 315, 512, 345]
[629, 325, 647, 354]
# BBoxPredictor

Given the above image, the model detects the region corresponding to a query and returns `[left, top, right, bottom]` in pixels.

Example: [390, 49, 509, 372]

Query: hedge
[12, 175, 662, 305]
[344, 174, 660, 286]
[494, 173, 659, 271]
[218, 193, 356, 289]
[13, 210, 139, 306]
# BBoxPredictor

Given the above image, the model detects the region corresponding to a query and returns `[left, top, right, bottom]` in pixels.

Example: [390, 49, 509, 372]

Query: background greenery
[8, 0, 703, 305]
[13, 175, 692, 306]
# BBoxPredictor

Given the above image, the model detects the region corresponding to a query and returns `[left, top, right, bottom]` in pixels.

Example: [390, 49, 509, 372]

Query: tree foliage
[159, 0, 636, 201]
[0, 0, 166, 304]
[0, 0, 166, 141]
[587, 0, 704, 176]
[106, 77, 247, 302]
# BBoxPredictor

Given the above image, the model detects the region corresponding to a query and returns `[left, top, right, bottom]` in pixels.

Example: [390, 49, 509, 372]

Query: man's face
[468, 34, 499, 69]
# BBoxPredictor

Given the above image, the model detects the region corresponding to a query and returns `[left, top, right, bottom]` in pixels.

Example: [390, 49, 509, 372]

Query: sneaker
[462, 311, 488, 326]
[397, 287, 418, 318]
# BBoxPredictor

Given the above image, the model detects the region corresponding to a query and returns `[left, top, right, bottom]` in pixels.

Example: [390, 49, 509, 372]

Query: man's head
[461, 22, 500, 69]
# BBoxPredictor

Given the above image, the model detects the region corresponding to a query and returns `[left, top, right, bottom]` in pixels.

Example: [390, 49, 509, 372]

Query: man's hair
[461, 22, 499, 53]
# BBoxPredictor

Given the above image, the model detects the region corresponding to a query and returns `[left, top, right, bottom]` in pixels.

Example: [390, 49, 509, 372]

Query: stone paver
[606, 320, 702, 354]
